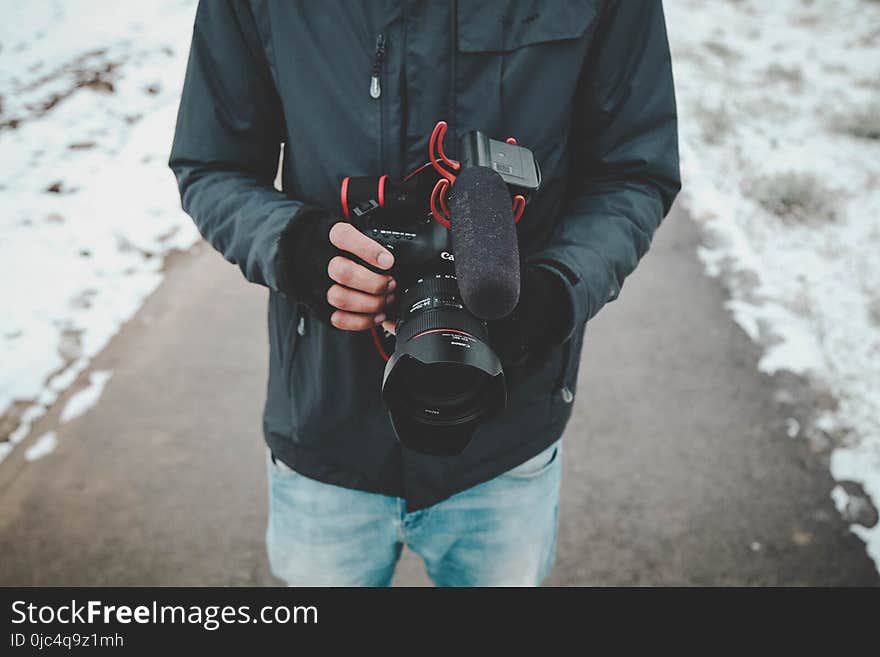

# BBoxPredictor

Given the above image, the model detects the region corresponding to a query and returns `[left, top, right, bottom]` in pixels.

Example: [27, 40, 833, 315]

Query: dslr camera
[341, 125, 541, 456]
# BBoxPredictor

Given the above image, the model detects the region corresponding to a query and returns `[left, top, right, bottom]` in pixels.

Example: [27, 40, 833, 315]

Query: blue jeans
[266, 440, 562, 586]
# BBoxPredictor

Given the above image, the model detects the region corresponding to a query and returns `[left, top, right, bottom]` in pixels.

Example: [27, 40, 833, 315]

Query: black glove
[276, 205, 341, 323]
[488, 266, 573, 379]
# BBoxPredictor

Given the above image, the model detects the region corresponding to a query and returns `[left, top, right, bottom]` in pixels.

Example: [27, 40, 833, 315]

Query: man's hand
[488, 266, 573, 376]
[326, 222, 396, 331]
[276, 206, 397, 330]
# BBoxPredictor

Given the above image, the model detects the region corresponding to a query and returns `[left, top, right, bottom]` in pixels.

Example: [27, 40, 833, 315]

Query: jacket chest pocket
[457, 0, 599, 53]
[454, 0, 599, 192]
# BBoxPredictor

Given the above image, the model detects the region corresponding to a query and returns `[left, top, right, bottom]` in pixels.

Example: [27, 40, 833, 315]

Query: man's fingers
[330, 310, 384, 332]
[381, 320, 396, 335]
[326, 285, 387, 314]
[322, 233, 396, 329]
[328, 256, 394, 295]
[329, 222, 395, 270]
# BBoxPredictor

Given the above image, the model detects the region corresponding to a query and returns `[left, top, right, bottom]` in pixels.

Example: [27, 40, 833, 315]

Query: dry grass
[869, 296, 880, 328]
[693, 102, 734, 145]
[702, 39, 742, 62]
[764, 63, 804, 91]
[747, 172, 839, 225]
[832, 104, 880, 140]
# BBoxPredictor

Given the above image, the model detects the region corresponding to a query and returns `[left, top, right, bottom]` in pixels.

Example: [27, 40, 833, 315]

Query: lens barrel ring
[399, 275, 460, 306]
[396, 275, 488, 344]
[397, 308, 488, 344]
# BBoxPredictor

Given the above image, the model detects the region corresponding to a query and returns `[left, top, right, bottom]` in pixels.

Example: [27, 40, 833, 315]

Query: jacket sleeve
[168, 0, 300, 292]
[526, 0, 681, 341]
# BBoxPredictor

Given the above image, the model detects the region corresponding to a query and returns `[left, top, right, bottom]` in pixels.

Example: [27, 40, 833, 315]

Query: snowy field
[0, 0, 199, 459]
[666, 0, 880, 567]
[0, 0, 878, 572]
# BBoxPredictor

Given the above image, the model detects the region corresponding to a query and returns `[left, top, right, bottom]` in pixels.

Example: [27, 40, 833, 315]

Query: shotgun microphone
[447, 165, 521, 320]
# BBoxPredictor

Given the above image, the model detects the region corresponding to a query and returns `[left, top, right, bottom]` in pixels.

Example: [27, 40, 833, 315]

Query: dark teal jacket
[169, 0, 680, 510]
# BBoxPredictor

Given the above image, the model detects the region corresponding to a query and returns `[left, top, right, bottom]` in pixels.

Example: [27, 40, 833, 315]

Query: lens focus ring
[396, 275, 488, 344]
[400, 275, 459, 304]
[397, 308, 487, 344]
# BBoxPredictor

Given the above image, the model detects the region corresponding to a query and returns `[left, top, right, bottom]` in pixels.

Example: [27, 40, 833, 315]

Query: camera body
[359, 212, 455, 287]
[344, 129, 540, 455]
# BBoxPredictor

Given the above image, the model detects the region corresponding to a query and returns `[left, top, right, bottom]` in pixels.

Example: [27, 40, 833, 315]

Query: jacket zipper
[371, 33, 386, 171]
[370, 33, 385, 99]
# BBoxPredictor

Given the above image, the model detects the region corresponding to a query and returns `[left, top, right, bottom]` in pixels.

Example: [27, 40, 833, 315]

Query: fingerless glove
[276, 205, 342, 323]
[489, 266, 573, 376]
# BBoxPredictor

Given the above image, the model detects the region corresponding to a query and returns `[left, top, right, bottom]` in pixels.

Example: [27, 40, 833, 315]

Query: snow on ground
[0, 0, 199, 460]
[666, 0, 880, 568]
[24, 431, 57, 462]
[58, 370, 111, 424]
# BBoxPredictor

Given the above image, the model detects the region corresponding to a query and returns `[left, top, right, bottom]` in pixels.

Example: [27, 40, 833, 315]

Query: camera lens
[381, 274, 506, 455]
[404, 363, 477, 406]
[397, 360, 490, 424]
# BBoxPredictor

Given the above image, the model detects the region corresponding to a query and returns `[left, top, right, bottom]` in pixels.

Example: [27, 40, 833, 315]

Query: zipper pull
[297, 314, 306, 337]
[370, 33, 385, 99]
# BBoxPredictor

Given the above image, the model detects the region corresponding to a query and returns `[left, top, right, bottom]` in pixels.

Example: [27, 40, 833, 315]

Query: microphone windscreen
[447, 166, 520, 320]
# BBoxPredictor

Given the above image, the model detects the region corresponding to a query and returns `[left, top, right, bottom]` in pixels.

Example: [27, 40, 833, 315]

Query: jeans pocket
[504, 440, 561, 479]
